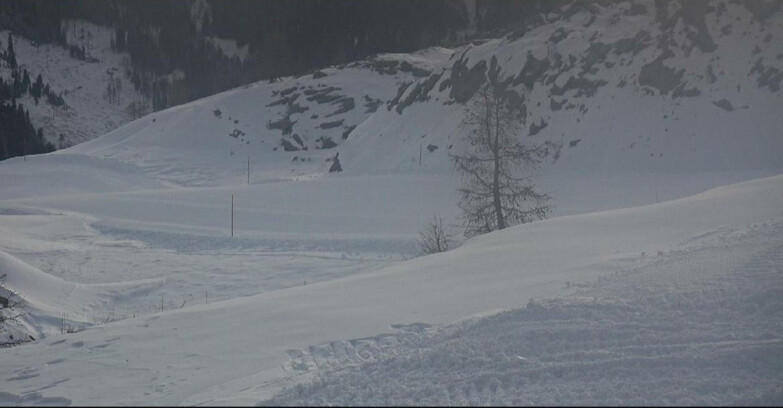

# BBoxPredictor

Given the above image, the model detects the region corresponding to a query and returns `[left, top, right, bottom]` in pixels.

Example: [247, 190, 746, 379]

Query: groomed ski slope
[0, 173, 781, 405]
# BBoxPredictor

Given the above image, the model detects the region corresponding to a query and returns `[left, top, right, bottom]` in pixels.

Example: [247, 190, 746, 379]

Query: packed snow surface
[0, 0, 782, 405]
[0, 172, 781, 405]
[270, 220, 783, 406]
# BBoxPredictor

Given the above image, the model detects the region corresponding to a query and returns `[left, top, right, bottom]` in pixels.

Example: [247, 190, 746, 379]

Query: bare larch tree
[450, 70, 551, 238]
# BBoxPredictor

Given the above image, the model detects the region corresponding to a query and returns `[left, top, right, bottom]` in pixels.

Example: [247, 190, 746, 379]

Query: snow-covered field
[0, 0, 782, 405]
[0, 172, 781, 405]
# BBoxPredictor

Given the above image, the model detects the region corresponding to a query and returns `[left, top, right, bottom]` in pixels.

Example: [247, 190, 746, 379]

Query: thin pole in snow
[247, 155, 250, 185]
[231, 193, 234, 238]
[419, 144, 422, 166]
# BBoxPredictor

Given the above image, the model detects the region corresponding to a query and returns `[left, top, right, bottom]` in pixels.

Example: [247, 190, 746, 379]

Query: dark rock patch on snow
[712, 99, 734, 112]
[319, 119, 344, 129]
[449, 57, 487, 103]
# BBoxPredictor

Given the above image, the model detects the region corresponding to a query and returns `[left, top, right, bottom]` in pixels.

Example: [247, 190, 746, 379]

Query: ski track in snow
[269, 220, 783, 406]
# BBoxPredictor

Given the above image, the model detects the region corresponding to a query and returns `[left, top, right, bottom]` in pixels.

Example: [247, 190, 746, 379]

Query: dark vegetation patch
[706, 65, 717, 83]
[319, 119, 344, 129]
[529, 118, 548, 136]
[542, 140, 562, 160]
[426, 144, 438, 152]
[547, 27, 569, 46]
[328, 153, 342, 172]
[326, 97, 355, 117]
[267, 114, 296, 135]
[513, 52, 550, 89]
[288, 102, 309, 114]
[363, 96, 383, 113]
[396, 72, 444, 113]
[551, 76, 608, 98]
[486, 56, 514, 90]
[267, 92, 300, 107]
[281, 139, 299, 151]
[613, 30, 650, 56]
[654, 0, 679, 31]
[742, 1, 782, 22]
[449, 57, 487, 103]
[387, 82, 412, 111]
[504, 89, 526, 116]
[569, 139, 581, 147]
[342, 125, 356, 140]
[364, 59, 430, 78]
[312, 71, 327, 79]
[304, 87, 343, 104]
[213, 108, 222, 118]
[550, 98, 566, 111]
[712, 99, 734, 112]
[680, 1, 717, 53]
[438, 78, 452, 92]
[625, 2, 647, 16]
[671, 83, 701, 98]
[229, 129, 245, 138]
[317, 136, 337, 149]
[400, 61, 432, 77]
[292, 133, 305, 148]
[638, 51, 685, 95]
[750, 58, 783, 92]
[280, 87, 298, 97]
[366, 59, 400, 75]
[581, 42, 612, 74]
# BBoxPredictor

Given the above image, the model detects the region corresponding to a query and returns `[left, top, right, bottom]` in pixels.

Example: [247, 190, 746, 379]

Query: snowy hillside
[0, 22, 149, 147]
[0, 0, 782, 405]
[49, 0, 783, 206]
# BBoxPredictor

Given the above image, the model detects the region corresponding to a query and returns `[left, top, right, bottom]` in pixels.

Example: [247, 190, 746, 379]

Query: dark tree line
[0, 33, 56, 160]
[0, 100, 54, 160]
[0, 0, 473, 112]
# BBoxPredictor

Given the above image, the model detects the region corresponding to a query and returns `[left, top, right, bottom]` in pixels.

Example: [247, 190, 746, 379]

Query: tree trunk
[492, 102, 505, 230]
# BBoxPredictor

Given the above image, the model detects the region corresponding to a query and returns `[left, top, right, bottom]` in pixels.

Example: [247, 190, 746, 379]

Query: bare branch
[451, 75, 551, 238]
[417, 215, 454, 255]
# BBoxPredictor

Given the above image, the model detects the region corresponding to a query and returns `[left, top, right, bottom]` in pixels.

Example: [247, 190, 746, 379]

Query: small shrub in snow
[417, 214, 453, 255]
[0, 274, 24, 333]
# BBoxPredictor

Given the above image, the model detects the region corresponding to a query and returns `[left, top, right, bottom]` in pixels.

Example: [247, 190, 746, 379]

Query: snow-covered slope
[0, 172, 781, 405]
[0, 1, 781, 405]
[1, 22, 149, 147]
[60, 0, 783, 184]
[15, 0, 769, 220]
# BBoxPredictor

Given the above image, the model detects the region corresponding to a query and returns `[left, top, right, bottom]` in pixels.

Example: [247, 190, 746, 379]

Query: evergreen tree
[21, 69, 31, 94]
[6, 33, 17, 69]
[0, 100, 54, 160]
[31, 74, 43, 103]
